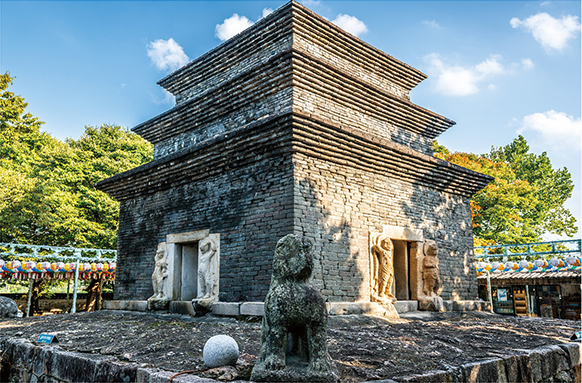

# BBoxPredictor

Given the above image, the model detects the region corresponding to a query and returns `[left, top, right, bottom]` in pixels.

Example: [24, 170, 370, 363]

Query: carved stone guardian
[418, 240, 445, 312]
[370, 233, 396, 304]
[148, 242, 170, 310]
[251, 235, 338, 382]
[197, 236, 219, 301]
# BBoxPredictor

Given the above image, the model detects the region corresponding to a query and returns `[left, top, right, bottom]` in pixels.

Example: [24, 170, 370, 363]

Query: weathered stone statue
[418, 240, 444, 312]
[197, 236, 219, 301]
[251, 234, 338, 382]
[147, 242, 170, 310]
[0, 296, 23, 319]
[370, 233, 395, 304]
[422, 240, 441, 297]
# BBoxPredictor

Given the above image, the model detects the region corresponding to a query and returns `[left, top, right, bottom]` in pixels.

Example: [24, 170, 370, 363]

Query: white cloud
[521, 58, 535, 70]
[146, 38, 189, 72]
[424, 54, 508, 96]
[487, 84, 497, 91]
[150, 89, 175, 106]
[332, 14, 368, 37]
[517, 110, 581, 150]
[510, 13, 581, 51]
[215, 14, 254, 41]
[422, 20, 441, 29]
[215, 8, 273, 42]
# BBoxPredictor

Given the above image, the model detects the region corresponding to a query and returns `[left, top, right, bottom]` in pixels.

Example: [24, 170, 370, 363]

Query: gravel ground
[0, 309, 579, 382]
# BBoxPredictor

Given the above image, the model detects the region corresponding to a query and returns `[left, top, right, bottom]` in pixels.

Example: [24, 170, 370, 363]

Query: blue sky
[1, 0, 580, 239]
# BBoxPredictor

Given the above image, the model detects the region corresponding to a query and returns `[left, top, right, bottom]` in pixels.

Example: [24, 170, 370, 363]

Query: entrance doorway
[392, 240, 410, 300]
[177, 244, 199, 301]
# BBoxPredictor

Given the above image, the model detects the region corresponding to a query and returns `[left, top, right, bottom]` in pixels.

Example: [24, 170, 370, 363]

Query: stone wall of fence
[1, 336, 579, 383]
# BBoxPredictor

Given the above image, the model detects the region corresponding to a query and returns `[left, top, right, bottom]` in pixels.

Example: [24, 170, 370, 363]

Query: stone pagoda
[96, 1, 492, 309]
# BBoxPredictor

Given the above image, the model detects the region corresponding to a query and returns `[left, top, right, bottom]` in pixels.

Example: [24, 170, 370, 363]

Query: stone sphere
[203, 335, 239, 368]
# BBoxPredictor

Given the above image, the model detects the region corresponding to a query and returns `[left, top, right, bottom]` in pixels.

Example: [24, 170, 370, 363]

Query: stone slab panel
[536, 345, 569, 380]
[137, 368, 216, 383]
[169, 301, 196, 316]
[211, 302, 241, 316]
[103, 300, 148, 312]
[394, 300, 418, 313]
[240, 302, 265, 316]
[462, 358, 507, 383]
[166, 229, 209, 244]
[382, 225, 423, 241]
[559, 342, 582, 369]
[327, 302, 381, 315]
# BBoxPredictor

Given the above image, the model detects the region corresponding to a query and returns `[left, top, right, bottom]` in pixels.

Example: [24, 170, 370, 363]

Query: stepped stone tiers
[96, 0, 492, 304]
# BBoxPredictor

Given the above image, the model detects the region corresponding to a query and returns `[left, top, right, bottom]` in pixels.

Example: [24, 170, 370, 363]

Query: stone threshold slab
[103, 300, 491, 317]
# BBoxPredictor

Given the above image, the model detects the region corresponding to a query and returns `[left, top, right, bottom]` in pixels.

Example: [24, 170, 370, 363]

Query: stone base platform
[103, 300, 491, 317]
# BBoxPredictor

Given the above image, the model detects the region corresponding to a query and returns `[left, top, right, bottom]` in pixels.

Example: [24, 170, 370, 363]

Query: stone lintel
[382, 225, 423, 242]
[166, 229, 209, 244]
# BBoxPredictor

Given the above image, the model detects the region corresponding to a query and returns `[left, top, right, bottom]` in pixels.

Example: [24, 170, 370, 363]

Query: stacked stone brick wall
[290, 115, 483, 301]
[96, 0, 492, 303]
[291, 4, 425, 99]
[159, 6, 293, 104]
[102, 117, 296, 301]
[135, 55, 293, 159]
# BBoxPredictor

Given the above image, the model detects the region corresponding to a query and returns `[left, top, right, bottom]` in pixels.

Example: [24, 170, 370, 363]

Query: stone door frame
[370, 225, 424, 301]
[165, 229, 220, 301]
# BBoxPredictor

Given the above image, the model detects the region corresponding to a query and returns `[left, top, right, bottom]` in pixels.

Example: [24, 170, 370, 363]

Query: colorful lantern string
[476, 256, 582, 277]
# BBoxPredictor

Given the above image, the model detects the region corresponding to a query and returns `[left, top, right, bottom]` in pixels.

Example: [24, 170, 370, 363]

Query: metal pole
[26, 278, 33, 317]
[525, 284, 531, 316]
[71, 253, 80, 314]
[487, 272, 494, 313]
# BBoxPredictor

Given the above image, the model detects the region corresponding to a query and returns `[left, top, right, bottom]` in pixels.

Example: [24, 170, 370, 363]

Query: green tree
[433, 137, 577, 245]
[0, 72, 153, 248]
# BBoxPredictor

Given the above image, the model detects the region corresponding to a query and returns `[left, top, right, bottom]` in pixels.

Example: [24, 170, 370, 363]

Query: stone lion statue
[251, 234, 337, 382]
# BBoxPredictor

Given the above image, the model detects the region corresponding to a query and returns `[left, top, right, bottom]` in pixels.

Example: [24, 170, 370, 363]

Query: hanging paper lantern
[96, 263, 103, 271]
[12, 261, 21, 269]
[557, 259, 566, 268]
[485, 263, 492, 271]
[534, 259, 544, 268]
[519, 260, 529, 269]
[102, 263, 109, 272]
[0, 260, 4, 269]
[56, 262, 65, 272]
[83, 263, 91, 272]
[491, 262, 500, 271]
[477, 261, 486, 269]
[549, 258, 559, 267]
[50, 263, 58, 271]
[574, 258, 581, 267]
[90, 263, 97, 271]
[566, 256, 576, 266]
[109, 262, 116, 270]
[41, 262, 50, 270]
